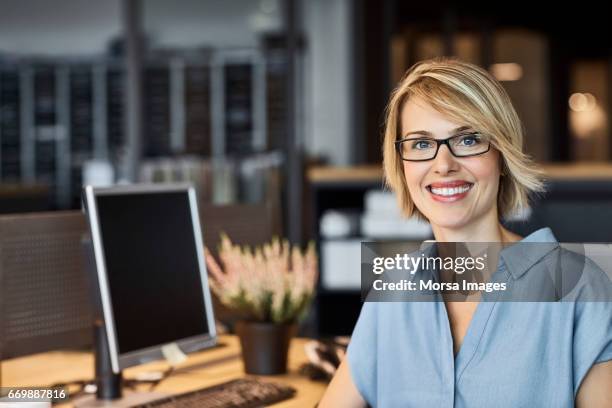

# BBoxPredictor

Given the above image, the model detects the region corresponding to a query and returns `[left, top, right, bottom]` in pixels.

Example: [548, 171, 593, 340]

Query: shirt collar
[419, 227, 559, 280]
[500, 227, 559, 280]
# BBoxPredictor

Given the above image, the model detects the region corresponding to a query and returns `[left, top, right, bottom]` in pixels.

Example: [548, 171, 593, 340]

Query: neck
[430, 208, 521, 243]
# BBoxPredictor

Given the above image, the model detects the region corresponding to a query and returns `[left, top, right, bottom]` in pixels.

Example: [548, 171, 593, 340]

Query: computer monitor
[83, 183, 217, 374]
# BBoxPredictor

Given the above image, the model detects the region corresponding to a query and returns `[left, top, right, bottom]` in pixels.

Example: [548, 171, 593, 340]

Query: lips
[426, 181, 473, 202]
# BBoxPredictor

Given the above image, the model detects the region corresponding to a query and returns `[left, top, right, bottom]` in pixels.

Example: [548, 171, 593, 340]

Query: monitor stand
[73, 322, 168, 408]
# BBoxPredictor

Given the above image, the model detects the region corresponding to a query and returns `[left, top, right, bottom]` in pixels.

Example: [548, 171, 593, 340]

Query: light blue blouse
[347, 228, 612, 407]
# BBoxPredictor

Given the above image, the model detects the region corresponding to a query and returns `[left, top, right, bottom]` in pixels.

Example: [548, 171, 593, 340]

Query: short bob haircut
[383, 57, 545, 221]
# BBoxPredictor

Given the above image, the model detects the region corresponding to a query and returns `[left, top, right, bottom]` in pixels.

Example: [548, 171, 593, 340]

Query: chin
[424, 211, 474, 230]
[430, 219, 472, 230]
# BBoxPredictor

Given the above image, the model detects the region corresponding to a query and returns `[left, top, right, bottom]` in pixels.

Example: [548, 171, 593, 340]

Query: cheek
[402, 163, 428, 194]
[468, 154, 501, 191]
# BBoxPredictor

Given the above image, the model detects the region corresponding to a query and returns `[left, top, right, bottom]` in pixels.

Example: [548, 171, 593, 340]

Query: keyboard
[129, 378, 296, 408]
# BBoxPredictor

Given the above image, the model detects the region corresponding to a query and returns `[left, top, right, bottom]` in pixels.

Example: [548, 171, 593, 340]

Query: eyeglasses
[395, 132, 491, 161]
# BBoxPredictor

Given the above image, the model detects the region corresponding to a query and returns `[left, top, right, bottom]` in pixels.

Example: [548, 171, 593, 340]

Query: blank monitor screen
[85, 184, 215, 370]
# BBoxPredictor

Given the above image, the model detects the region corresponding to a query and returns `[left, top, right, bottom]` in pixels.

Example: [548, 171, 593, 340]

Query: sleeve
[572, 299, 612, 397]
[346, 301, 378, 406]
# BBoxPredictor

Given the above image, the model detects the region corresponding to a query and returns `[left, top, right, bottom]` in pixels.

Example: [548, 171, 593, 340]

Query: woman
[319, 58, 612, 407]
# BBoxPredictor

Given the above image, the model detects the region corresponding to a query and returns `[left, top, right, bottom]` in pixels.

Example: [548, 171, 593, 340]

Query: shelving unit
[0, 49, 287, 210]
[307, 166, 382, 336]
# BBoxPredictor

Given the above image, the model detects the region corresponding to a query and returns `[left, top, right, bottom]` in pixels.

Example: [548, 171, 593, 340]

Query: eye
[457, 134, 481, 146]
[411, 139, 434, 150]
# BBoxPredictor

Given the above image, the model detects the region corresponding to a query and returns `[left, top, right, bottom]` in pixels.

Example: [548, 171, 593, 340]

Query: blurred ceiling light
[260, 0, 278, 14]
[569, 92, 605, 139]
[569, 92, 597, 112]
[489, 63, 523, 81]
[250, 0, 281, 32]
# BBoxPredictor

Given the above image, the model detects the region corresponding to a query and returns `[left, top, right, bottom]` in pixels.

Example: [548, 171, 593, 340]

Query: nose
[432, 144, 459, 175]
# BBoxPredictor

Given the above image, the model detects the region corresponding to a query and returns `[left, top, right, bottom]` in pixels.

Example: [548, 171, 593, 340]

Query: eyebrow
[401, 125, 473, 139]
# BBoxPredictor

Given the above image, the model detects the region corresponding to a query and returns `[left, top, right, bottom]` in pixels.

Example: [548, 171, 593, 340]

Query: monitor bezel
[84, 183, 217, 373]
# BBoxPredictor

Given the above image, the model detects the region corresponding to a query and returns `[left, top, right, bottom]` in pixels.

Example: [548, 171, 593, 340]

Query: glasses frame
[394, 132, 491, 162]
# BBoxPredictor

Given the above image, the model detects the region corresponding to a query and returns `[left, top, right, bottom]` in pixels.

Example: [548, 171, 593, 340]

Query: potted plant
[204, 234, 318, 375]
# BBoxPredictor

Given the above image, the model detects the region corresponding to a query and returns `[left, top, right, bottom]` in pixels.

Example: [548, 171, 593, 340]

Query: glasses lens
[450, 133, 489, 156]
[400, 138, 437, 160]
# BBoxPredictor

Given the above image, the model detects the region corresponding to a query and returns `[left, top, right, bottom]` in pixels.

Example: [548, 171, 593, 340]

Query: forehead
[400, 96, 464, 136]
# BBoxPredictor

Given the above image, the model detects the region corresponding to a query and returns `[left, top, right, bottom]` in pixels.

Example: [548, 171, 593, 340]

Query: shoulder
[540, 245, 612, 301]
[550, 246, 612, 395]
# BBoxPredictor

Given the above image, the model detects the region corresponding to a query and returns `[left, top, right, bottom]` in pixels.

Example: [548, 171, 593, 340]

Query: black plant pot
[235, 321, 298, 375]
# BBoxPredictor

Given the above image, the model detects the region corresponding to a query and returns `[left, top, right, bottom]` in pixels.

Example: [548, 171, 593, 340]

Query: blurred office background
[1, 0, 611, 336]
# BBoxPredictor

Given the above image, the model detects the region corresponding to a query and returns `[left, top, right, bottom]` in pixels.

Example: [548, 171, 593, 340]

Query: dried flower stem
[204, 233, 318, 324]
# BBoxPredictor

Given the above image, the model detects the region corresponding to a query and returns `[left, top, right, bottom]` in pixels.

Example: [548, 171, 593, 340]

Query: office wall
[0, 0, 121, 55]
[143, 0, 282, 49]
[303, 0, 354, 166]
[0, 0, 284, 55]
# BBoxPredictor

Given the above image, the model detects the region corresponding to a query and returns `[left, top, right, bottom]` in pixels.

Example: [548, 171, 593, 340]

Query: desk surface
[2, 335, 327, 407]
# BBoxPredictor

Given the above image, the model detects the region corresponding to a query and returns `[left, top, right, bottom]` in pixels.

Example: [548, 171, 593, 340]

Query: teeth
[430, 184, 471, 196]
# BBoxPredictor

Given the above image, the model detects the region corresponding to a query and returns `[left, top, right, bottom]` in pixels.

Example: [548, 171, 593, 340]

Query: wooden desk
[1, 335, 326, 407]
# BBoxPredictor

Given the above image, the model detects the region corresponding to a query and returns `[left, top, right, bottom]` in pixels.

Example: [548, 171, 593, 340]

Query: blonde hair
[382, 57, 545, 220]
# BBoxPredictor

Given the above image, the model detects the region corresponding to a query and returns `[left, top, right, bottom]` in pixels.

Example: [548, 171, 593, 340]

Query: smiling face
[400, 96, 501, 230]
